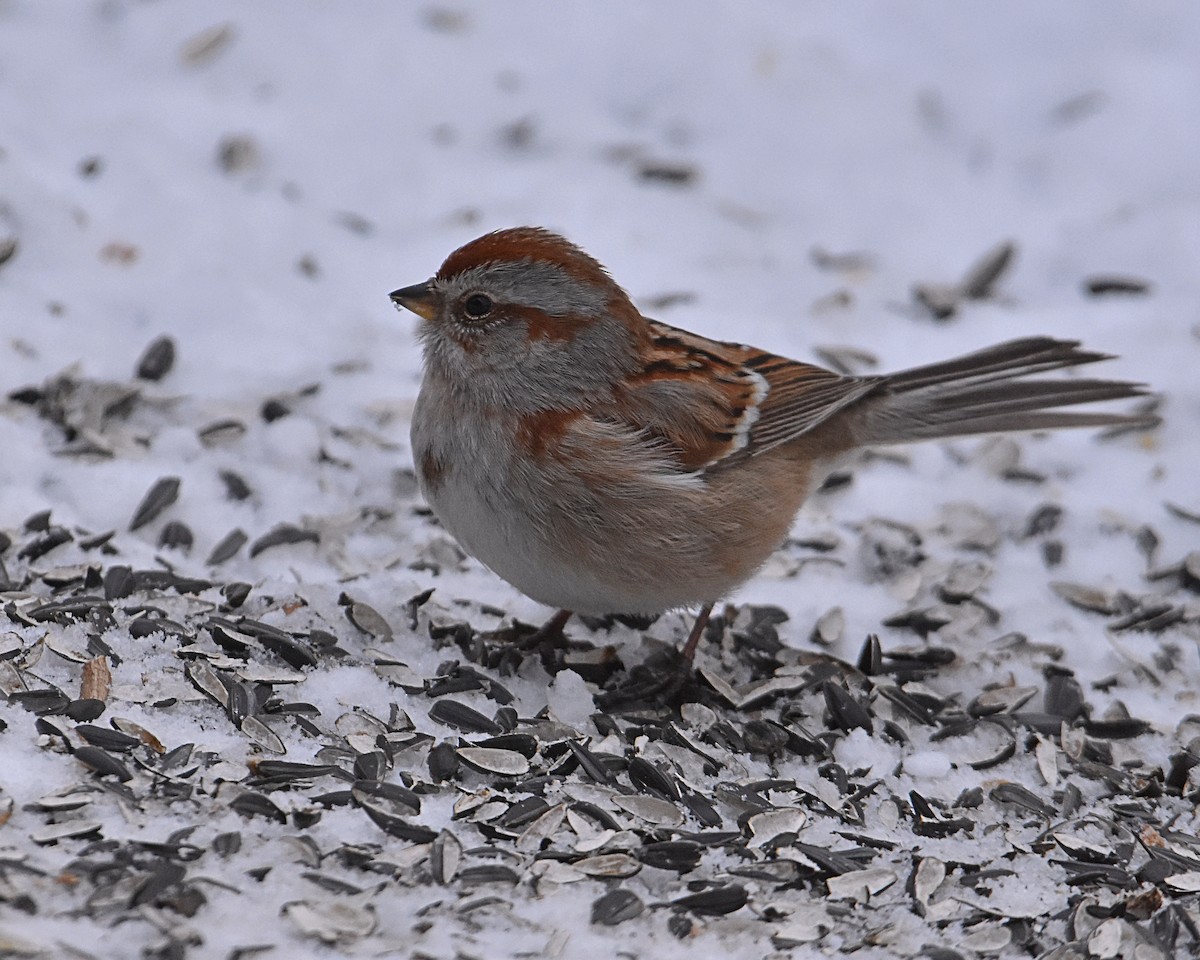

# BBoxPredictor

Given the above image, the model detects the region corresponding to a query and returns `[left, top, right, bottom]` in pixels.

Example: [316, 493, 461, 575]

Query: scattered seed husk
[197, 418, 247, 446]
[810, 607, 844, 647]
[429, 829, 463, 884]
[453, 748, 530, 777]
[352, 780, 421, 818]
[747, 808, 808, 846]
[826, 867, 898, 901]
[31, 820, 104, 845]
[1051, 581, 1121, 615]
[241, 716, 286, 754]
[285, 899, 377, 944]
[345, 602, 392, 639]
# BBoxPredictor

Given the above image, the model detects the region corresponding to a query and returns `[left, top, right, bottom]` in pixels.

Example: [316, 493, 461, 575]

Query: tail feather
[855, 337, 1154, 446]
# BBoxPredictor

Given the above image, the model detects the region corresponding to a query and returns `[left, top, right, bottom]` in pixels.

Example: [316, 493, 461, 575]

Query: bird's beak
[389, 280, 439, 321]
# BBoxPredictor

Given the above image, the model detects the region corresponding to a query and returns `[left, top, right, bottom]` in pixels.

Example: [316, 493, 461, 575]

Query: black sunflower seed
[131, 859, 186, 905]
[24, 509, 52, 532]
[197, 418, 247, 446]
[565, 741, 616, 785]
[477, 734, 538, 758]
[260, 397, 291, 422]
[856, 633, 883, 675]
[135, 336, 176, 381]
[65, 698, 107, 722]
[989, 782, 1054, 818]
[427, 741, 460, 782]
[742, 719, 791, 756]
[1044, 673, 1086, 721]
[206, 529, 248, 565]
[497, 797, 550, 829]
[1084, 275, 1151, 297]
[226, 683, 255, 725]
[638, 841, 702, 873]
[311, 790, 355, 808]
[428, 699, 501, 735]
[679, 789, 722, 828]
[129, 477, 180, 531]
[1084, 717, 1152, 740]
[591, 888, 644, 926]
[17, 527, 73, 561]
[219, 469, 253, 501]
[569, 800, 621, 832]
[74, 745, 133, 781]
[960, 240, 1016, 299]
[157, 520, 193, 552]
[823, 681, 873, 733]
[250, 523, 318, 557]
[256, 630, 317, 669]
[628, 756, 680, 800]
[360, 804, 436, 842]
[671, 883, 747, 916]
[229, 791, 287, 823]
[28, 595, 111, 624]
[353, 751, 390, 782]
[101, 565, 135, 600]
[75, 725, 140, 752]
[457, 865, 519, 886]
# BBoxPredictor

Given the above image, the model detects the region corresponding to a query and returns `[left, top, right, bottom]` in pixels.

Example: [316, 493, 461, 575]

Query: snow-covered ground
[1, 3, 1198, 958]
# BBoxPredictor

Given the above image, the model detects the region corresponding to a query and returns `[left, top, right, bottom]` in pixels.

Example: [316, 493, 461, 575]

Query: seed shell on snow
[611, 794, 683, 827]
[285, 899, 378, 944]
[344, 601, 393, 639]
[429, 828, 463, 883]
[31, 820, 105, 845]
[453, 744, 530, 777]
[241, 715, 286, 754]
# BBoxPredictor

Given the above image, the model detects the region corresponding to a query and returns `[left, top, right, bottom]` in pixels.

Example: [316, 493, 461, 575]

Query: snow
[1, 2, 1199, 958]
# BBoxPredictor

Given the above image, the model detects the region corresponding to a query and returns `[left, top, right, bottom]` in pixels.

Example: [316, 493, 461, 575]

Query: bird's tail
[854, 337, 1155, 446]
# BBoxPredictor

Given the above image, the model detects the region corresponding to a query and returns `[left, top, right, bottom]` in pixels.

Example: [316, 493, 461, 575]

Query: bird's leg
[677, 602, 713, 667]
[514, 608, 574, 651]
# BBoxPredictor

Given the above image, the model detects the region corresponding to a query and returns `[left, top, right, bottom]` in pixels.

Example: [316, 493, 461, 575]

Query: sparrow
[391, 227, 1150, 674]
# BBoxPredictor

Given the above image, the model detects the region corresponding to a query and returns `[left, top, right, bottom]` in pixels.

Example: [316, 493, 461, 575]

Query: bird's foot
[596, 603, 714, 710]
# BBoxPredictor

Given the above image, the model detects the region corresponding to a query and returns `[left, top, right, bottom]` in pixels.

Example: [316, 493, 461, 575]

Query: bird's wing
[605, 319, 881, 473]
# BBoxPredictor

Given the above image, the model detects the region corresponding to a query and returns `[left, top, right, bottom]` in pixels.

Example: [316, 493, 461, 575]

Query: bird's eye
[462, 293, 494, 319]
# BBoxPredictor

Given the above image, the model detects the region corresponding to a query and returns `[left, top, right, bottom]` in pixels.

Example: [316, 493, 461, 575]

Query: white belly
[428, 469, 631, 614]
[411, 392, 641, 614]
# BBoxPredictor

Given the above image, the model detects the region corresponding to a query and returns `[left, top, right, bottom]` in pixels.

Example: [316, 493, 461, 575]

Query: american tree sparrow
[392, 227, 1149, 677]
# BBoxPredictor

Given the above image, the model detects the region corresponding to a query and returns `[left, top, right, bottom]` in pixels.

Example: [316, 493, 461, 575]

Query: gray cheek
[418, 305, 637, 410]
